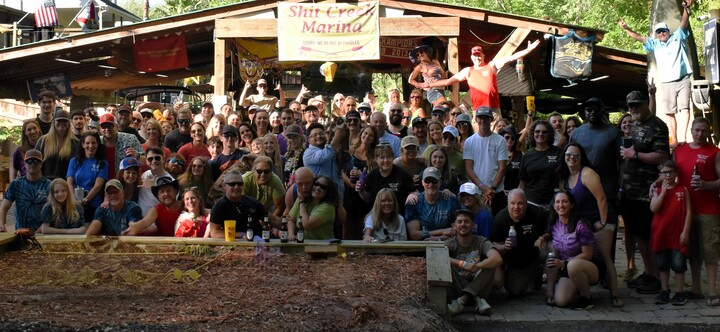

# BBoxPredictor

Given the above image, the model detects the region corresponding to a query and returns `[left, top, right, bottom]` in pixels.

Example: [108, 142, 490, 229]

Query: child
[40, 178, 86, 234]
[207, 137, 223, 161]
[649, 160, 692, 306]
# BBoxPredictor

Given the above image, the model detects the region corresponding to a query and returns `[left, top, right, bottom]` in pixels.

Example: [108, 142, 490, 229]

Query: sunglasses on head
[25, 159, 42, 165]
[255, 169, 272, 175]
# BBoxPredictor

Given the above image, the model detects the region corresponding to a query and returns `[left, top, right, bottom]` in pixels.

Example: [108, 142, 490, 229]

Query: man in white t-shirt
[463, 106, 508, 214]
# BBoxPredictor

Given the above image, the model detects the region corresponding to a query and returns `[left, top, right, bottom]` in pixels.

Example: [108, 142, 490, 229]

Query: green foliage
[371, 73, 403, 106]
[0, 125, 22, 145]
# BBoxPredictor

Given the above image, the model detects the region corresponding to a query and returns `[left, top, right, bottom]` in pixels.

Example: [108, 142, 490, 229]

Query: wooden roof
[0, 0, 647, 107]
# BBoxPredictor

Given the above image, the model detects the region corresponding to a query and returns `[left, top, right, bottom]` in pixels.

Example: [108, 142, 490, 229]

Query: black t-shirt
[36, 115, 52, 135]
[491, 204, 547, 268]
[121, 127, 146, 144]
[163, 128, 192, 153]
[363, 165, 415, 214]
[518, 146, 561, 205]
[210, 196, 267, 235]
[504, 151, 523, 191]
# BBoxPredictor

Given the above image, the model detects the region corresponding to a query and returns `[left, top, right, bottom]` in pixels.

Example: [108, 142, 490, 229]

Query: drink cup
[224, 220, 236, 242]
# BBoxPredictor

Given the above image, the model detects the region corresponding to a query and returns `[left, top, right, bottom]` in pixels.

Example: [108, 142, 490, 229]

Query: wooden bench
[426, 246, 452, 314]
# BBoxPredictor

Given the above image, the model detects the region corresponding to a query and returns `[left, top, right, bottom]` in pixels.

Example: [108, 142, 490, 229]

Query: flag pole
[57, 1, 90, 38]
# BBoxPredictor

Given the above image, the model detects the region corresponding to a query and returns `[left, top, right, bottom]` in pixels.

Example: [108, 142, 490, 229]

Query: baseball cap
[431, 106, 445, 115]
[358, 102, 372, 111]
[99, 113, 115, 125]
[411, 117, 427, 126]
[422, 167, 441, 180]
[222, 125, 239, 136]
[475, 106, 493, 118]
[584, 97, 603, 108]
[456, 113, 471, 123]
[257, 79, 268, 86]
[459, 182, 481, 196]
[626, 91, 646, 104]
[304, 105, 319, 113]
[345, 110, 361, 120]
[117, 106, 131, 114]
[471, 46, 484, 55]
[139, 108, 154, 115]
[498, 125, 519, 139]
[285, 124, 303, 137]
[53, 109, 70, 121]
[24, 149, 43, 161]
[88, 118, 100, 129]
[105, 179, 123, 192]
[442, 126, 459, 138]
[654, 22, 669, 32]
[151, 175, 179, 197]
[201, 101, 213, 108]
[248, 104, 261, 113]
[401, 135, 419, 148]
[119, 157, 139, 170]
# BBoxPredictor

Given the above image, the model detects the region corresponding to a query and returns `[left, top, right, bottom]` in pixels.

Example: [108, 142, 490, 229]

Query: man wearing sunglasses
[242, 156, 286, 218]
[116, 105, 146, 144]
[99, 113, 143, 179]
[164, 108, 193, 153]
[619, 0, 693, 147]
[138, 146, 173, 214]
[239, 78, 285, 112]
[406, 167, 461, 241]
[0, 149, 51, 232]
[209, 169, 269, 239]
[357, 102, 372, 124]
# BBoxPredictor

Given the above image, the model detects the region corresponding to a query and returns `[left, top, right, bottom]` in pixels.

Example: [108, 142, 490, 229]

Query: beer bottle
[296, 217, 304, 243]
[246, 216, 254, 241]
[262, 216, 271, 242]
[691, 162, 701, 190]
[280, 218, 288, 243]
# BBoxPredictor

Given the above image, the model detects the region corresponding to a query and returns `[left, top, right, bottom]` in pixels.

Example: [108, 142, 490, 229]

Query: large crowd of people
[1, 0, 718, 315]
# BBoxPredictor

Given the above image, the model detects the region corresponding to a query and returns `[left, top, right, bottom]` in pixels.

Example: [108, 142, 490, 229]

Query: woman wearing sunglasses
[288, 175, 339, 240]
[408, 45, 447, 107]
[178, 122, 211, 164]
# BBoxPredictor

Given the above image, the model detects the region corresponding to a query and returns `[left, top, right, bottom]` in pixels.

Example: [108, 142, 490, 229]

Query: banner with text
[277, 1, 379, 61]
[134, 33, 189, 73]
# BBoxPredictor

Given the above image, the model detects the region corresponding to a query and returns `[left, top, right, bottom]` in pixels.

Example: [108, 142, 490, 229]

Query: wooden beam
[494, 27, 531, 59]
[447, 37, 459, 103]
[381, 0, 485, 22]
[214, 38, 226, 96]
[215, 17, 460, 38]
[426, 247, 452, 313]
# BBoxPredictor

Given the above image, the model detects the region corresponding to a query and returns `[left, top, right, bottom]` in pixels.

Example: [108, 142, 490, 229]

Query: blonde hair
[47, 178, 81, 227]
[259, 133, 283, 176]
[42, 120, 77, 161]
[368, 188, 400, 231]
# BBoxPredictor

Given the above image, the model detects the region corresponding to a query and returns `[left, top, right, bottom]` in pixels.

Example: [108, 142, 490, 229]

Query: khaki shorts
[694, 214, 720, 263]
[660, 75, 691, 115]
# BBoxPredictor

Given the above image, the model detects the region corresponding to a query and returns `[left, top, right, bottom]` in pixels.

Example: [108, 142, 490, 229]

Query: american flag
[35, 0, 59, 28]
[77, 1, 97, 29]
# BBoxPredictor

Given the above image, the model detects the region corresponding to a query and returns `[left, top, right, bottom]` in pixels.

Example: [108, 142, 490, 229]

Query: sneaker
[636, 276, 661, 294]
[622, 268, 638, 281]
[447, 299, 464, 315]
[655, 290, 670, 304]
[475, 297, 491, 315]
[671, 292, 687, 306]
[627, 272, 650, 288]
[573, 296, 594, 310]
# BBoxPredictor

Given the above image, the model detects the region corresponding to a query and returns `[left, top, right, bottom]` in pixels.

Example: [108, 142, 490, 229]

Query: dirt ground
[0, 241, 453, 331]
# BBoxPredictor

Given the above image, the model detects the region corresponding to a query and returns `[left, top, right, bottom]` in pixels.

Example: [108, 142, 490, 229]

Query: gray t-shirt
[570, 123, 622, 201]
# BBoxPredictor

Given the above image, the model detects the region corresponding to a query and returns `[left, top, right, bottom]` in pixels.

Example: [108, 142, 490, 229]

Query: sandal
[707, 295, 720, 307]
[546, 296, 556, 307]
[611, 295, 624, 308]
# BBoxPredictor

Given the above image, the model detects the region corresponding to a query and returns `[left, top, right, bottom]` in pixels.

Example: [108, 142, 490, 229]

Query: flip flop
[707, 295, 720, 307]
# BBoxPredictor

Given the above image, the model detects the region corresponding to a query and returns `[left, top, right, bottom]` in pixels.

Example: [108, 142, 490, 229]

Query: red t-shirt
[177, 143, 211, 163]
[467, 65, 500, 109]
[154, 204, 183, 237]
[674, 143, 720, 215]
[651, 185, 689, 254]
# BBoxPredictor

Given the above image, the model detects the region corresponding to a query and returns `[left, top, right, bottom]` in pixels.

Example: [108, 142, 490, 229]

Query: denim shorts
[426, 88, 445, 104]
[656, 249, 687, 273]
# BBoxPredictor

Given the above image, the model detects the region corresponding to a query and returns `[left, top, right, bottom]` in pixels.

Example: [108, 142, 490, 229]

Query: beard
[390, 115, 402, 126]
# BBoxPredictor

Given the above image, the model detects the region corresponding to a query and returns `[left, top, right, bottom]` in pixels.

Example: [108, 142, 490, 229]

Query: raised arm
[493, 40, 541, 70]
[680, 0, 692, 32]
[618, 18, 647, 44]
[426, 67, 469, 89]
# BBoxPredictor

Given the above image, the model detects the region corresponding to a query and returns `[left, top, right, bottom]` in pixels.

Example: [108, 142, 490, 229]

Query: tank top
[467, 65, 500, 109]
[674, 143, 720, 215]
[565, 168, 601, 223]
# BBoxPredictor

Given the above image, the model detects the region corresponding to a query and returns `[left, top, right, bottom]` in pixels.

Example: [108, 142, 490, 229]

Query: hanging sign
[277, 1, 380, 61]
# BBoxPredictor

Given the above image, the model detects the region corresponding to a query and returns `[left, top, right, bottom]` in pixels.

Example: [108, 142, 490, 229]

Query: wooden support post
[448, 37, 459, 104]
[426, 246, 452, 314]
[494, 28, 531, 59]
[214, 37, 226, 96]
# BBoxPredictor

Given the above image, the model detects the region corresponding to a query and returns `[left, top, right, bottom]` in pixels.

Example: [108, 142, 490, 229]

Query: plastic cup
[224, 220, 236, 242]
